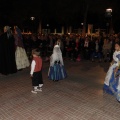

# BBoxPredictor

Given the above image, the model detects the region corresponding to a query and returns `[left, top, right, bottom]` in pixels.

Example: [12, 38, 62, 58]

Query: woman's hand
[114, 67, 118, 73]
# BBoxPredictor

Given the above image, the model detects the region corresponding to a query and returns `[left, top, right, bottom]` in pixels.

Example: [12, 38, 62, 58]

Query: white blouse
[30, 60, 36, 75]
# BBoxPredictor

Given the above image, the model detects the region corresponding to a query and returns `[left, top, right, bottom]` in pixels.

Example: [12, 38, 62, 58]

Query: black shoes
[53, 80, 59, 82]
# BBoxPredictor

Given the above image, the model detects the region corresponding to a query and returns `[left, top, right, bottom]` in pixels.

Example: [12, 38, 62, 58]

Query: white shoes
[31, 88, 42, 94]
[35, 88, 42, 92]
[31, 90, 37, 94]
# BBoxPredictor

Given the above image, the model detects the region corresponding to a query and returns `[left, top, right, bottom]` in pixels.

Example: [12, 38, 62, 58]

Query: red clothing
[76, 42, 79, 49]
[33, 57, 42, 72]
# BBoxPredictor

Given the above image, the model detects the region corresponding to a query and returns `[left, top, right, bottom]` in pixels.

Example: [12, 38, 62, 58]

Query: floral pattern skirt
[15, 47, 30, 70]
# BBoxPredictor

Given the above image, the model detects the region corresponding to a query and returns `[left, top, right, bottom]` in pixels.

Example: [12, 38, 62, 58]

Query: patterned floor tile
[0, 61, 118, 120]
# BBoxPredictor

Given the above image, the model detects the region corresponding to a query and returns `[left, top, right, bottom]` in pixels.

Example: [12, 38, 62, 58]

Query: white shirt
[30, 60, 36, 75]
[113, 51, 120, 66]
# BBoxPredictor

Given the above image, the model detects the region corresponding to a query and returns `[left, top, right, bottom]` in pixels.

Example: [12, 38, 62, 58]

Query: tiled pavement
[0, 60, 120, 120]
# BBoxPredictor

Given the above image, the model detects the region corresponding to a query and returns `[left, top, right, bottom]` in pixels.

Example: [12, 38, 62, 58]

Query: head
[32, 49, 40, 57]
[85, 37, 89, 42]
[53, 45, 61, 54]
[14, 26, 19, 33]
[105, 38, 110, 43]
[115, 42, 120, 51]
[4, 26, 12, 38]
[32, 35, 37, 41]
[4, 26, 11, 33]
[57, 39, 61, 42]
[76, 38, 79, 43]
[115, 38, 119, 42]
[14, 26, 22, 38]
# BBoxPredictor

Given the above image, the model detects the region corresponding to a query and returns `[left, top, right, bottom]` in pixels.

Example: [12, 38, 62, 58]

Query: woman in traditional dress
[103, 42, 120, 102]
[14, 26, 30, 70]
[0, 26, 17, 75]
[48, 45, 67, 81]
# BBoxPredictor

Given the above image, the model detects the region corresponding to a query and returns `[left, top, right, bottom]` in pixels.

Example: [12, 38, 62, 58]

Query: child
[103, 42, 120, 102]
[30, 49, 43, 94]
[48, 45, 67, 81]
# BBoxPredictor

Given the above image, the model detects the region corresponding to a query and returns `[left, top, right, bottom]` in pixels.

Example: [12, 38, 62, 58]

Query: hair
[32, 49, 40, 56]
[14, 26, 23, 40]
[115, 41, 120, 46]
[4, 26, 12, 38]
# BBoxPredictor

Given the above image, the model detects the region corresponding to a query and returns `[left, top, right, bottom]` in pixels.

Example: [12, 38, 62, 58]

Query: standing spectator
[31, 34, 39, 49]
[74, 38, 81, 61]
[103, 38, 112, 62]
[110, 36, 115, 62]
[23, 35, 32, 60]
[91, 39, 102, 62]
[69, 37, 76, 60]
[64, 36, 71, 58]
[0, 26, 17, 75]
[83, 37, 90, 60]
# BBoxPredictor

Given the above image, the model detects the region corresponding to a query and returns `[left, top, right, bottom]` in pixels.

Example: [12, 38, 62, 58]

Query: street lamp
[106, 23, 109, 34]
[30, 17, 35, 33]
[105, 8, 113, 34]
[30, 17, 35, 21]
[106, 9, 112, 13]
[81, 23, 83, 26]
[81, 23, 84, 35]
[46, 24, 49, 27]
[106, 8, 112, 17]
[46, 24, 50, 34]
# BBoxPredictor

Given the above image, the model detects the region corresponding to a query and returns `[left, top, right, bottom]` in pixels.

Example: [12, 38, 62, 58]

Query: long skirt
[15, 46, 30, 70]
[104, 64, 116, 87]
[48, 64, 67, 80]
[103, 65, 120, 101]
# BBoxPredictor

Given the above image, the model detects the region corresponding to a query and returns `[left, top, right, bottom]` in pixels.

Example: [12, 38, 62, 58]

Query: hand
[30, 75, 33, 78]
[114, 67, 118, 73]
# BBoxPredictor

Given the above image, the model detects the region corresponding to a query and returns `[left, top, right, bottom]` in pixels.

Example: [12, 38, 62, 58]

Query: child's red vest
[33, 57, 42, 72]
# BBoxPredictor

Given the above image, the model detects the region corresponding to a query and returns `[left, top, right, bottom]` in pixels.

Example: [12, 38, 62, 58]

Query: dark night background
[0, 0, 120, 33]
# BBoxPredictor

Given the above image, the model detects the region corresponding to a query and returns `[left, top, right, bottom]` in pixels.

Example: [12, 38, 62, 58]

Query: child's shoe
[35, 88, 42, 92]
[31, 90, 37, 94]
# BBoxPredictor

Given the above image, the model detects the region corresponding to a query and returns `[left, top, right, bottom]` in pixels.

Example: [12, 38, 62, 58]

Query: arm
[50, 55, 54, 67]
[30, 60, 36, 76]
[113, 51, 119, 66]
[113, 51, 119, 73]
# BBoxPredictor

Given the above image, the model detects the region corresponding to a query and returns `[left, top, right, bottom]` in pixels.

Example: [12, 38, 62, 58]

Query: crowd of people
[0, 26, 67, 93]
[22, 33, 119, 63]
[1, 25, 120, 98]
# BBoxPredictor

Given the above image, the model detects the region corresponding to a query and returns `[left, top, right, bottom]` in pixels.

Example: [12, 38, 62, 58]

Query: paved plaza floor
[0, 60, 120, 120]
